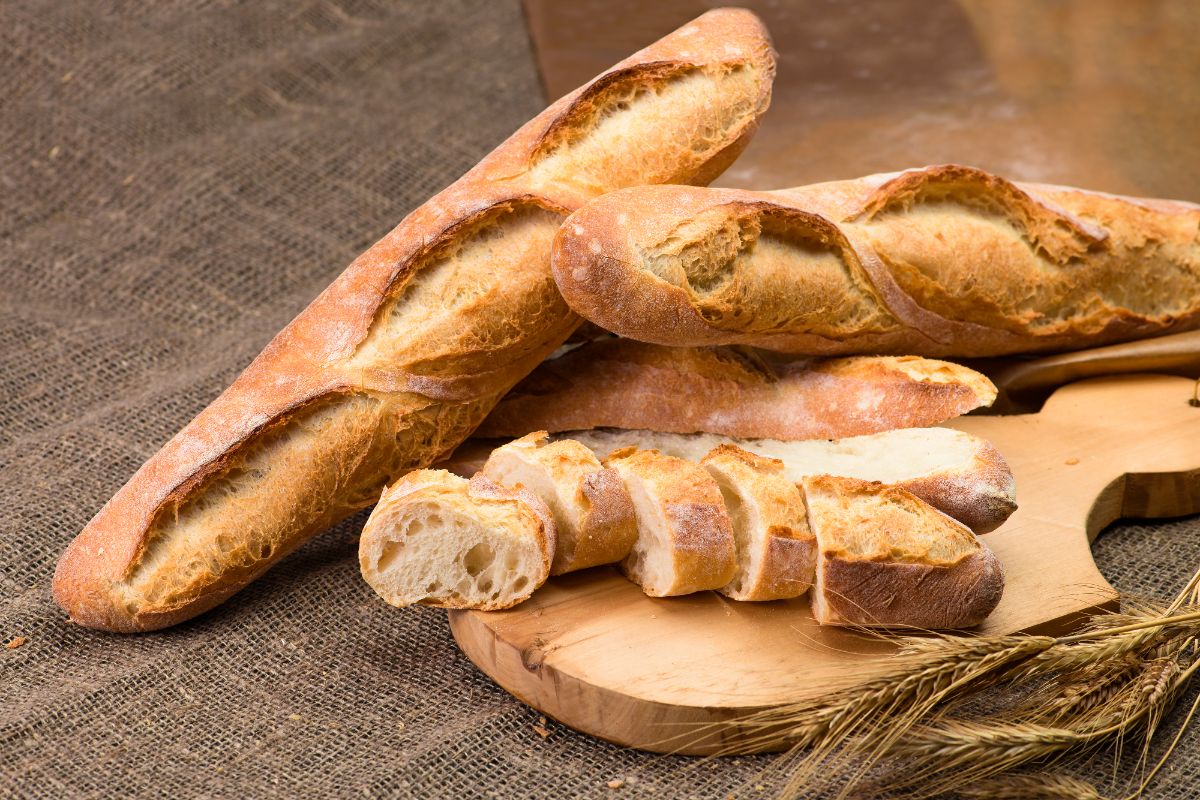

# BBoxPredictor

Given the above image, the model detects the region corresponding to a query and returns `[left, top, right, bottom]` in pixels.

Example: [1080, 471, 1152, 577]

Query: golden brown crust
[605, 448, 736, 596]
[477, 338, 996, 439]
[573, 466, 639, 574]
[53, 9, 776, 632]
[700, 445, 815, 601]
[801, 475, 1004, 629]
[479, 431, 636, 575]
[552, 164, 1200, 357]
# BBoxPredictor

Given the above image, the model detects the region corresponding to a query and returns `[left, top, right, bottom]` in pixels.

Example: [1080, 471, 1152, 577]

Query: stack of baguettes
[54, 9, 1200, 634]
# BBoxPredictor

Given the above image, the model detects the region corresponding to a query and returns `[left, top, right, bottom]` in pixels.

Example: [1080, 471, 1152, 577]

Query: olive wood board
[447, 374, 1200, 754]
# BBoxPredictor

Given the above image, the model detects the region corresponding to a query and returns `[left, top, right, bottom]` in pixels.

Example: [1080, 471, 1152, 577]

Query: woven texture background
[2, 1, 1198, 797]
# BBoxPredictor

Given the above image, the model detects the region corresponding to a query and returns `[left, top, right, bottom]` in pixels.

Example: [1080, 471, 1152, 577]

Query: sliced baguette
[700, 445, 815, 601]
[605, 448, 737, 596]
[477, 339, 996, 439]
[480, 432, 637, 575]
[801, 475, 1004, 628]
[359, 470, 554, 611]
[567, 427, 1015, 534]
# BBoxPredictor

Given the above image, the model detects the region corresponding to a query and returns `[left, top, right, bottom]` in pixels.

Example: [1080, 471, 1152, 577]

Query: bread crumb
[48, 145, 61, 159]
[61, 71, 74, 83]
[532, 724, 550, 739]
[6, 636, 27, 649]
[397, 721, 406, 730]
[1065, 457, 1080, 465]
[606, 778, 625, 789]
[287, 713, 302, 721]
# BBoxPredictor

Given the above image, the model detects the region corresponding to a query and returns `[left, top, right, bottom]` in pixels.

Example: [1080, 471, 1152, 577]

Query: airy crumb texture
[701, 444, 816, 601]
[358, 470, 555, 611]
[802, 474, 1004, 629]
[605, 448, 736, 596]
[480, 432, 637, 575]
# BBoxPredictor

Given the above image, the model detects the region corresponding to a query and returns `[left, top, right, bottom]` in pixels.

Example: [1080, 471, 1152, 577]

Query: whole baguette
[551, 164, 1200, 356]
[53, 9, 776, 632]
[558, 427, 1016, 534]
[476, 338, 996, 439]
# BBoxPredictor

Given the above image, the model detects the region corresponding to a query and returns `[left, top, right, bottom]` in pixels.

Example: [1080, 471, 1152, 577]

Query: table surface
[525, 0, 1200, 201]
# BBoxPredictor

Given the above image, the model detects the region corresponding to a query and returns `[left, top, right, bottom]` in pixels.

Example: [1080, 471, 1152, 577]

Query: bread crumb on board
[5, 636, 27, 649]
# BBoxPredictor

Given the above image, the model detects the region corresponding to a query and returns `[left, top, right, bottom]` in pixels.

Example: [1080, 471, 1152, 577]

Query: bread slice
[358, 470, 554, 611]
[477, 338, 996, 440]
[605, 448, 737, 596]
[801, 475, 1004, 629]
[566, 427, 1015, 534]
[480, 431, 637, 575]
[700, 445, 816, 601]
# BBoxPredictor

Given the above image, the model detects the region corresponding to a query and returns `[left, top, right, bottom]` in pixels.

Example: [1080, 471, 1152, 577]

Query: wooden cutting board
[447, 373, 1200, 754]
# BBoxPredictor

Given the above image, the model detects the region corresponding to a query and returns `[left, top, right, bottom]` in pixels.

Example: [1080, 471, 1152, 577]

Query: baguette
[606, 447, 737, 596]
[53, 9, 776, 632]
[700, 444, 815, 601]
[551, 164, 1200, 356]
[802, 475, 1004, 628]
[563, 427, 1015, 534]
[476, 338, 996, 439]
[479, 432, 637, 575]
[358, 471, 554, 611]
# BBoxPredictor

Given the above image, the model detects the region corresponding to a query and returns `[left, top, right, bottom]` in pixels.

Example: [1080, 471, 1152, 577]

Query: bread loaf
[700, 445, 815, 601]
[802, 475, 1004, 628]
[606, 448, 737, 596]
[53, 9, 776, 632]
[551, 164, 1200, 356]
[359, 471, 554, 611]
[562, 427, 1016, 534]
[477, 339, 995, 439]
[479, 432, 637, 575]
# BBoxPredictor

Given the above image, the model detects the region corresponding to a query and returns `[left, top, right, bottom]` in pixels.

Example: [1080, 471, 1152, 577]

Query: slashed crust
[551, 164, 1200, 357]
[53, 9, 776, 631]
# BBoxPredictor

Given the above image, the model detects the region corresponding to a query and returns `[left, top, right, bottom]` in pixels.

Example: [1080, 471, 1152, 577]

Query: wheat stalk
[750, 564, 1200, 800]
[956, 773, 1105, 800]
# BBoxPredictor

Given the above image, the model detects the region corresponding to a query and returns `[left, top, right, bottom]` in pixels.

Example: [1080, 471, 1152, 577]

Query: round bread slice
[359, 470, 554, 611]
[605, 447, 737, 597]
[700, 444, 816, 601]
[480, 431, 637, 575]
[800, 474, 1004, 629]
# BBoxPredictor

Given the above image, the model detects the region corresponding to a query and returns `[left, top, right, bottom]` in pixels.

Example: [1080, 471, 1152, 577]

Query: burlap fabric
[3, 2, 1198, 797]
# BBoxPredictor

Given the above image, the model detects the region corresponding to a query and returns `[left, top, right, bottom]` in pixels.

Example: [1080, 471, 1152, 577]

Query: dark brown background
[3, 1, 1199, 797]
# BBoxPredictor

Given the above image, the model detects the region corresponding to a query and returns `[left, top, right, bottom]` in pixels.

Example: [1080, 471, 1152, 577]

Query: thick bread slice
[551, 165, 1200, 357]
[605, 448, 737, 596]
[566, 427, 1015, 534]
[480, 432, 637, 575]
[700, 445, 815, 601]
[801, 475, 1004, 629]
[53, 9, 775, 631]
[359, 470, 554, 611]
[476, 339, 996, 439]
